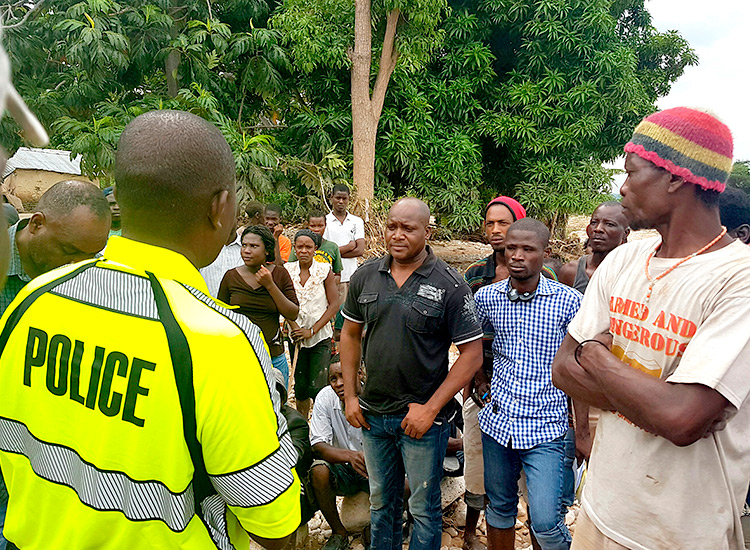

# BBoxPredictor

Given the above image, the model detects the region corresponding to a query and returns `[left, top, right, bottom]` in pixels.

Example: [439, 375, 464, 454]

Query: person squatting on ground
[462, 195, 527, 550]
[552, 106, 750, 549]
[285, 229, 339, 418]
[218, 224, 299, 388]
[309, 359, 369, 550]
[0, 110, 301, 549]
[340, 197, 483, 550]
[473, 219, 582, 550]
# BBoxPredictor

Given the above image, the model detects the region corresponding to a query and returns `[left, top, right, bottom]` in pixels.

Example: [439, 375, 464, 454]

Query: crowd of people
[0, 50, 747, 550]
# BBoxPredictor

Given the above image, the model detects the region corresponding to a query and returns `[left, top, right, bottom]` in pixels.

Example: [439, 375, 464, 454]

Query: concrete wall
[3, 169, 98, 211]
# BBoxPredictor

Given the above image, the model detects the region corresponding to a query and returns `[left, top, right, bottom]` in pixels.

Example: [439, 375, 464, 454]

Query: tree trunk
[166, 3, 184, 98]
[350, 2, 399, 219]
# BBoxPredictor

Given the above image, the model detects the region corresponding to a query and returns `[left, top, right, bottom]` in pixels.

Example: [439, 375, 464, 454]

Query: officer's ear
[207, 189, 232, 231]
[27, 212, 46, 234]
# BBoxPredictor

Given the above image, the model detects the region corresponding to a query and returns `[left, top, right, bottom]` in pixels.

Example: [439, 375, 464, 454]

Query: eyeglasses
[507, 287, 536, 302]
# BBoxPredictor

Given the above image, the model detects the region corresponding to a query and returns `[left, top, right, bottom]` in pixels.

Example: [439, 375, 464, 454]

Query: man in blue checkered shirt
[473, 218, 582, 550]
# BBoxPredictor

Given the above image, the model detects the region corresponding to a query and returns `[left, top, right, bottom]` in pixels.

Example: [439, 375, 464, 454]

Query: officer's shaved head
[37, 180, 110, 222]
[115, 110, 236, 231]
[390, 197, 430, 226]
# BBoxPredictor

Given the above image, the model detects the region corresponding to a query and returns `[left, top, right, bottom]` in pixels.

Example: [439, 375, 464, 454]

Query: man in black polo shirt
[340, 197, 483, 550]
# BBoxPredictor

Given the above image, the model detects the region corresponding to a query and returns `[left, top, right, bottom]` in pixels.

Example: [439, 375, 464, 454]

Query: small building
[2, 147, 98, 211]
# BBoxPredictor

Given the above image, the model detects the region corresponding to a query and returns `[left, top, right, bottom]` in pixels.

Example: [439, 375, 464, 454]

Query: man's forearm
[340, 324, 363, 400]
[425, 340, 482, 415]
[313, 442, 355, 465]
[579, 345, 729, 446]
[553, 355, 615, 410]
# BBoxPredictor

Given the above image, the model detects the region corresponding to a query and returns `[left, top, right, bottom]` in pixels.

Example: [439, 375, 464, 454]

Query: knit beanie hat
[486, 196, 527, 221]
[624, 107, 733, 193]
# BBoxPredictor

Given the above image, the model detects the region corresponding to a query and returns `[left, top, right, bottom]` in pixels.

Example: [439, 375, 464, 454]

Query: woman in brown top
[218, 225, 299, 388]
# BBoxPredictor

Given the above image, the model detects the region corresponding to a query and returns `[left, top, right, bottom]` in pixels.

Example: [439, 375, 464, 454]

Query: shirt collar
[102, 236, 210, 294]
[378, 245, 438, 276]
[501, 271, 556, 296]
[8, 219, 31, 281]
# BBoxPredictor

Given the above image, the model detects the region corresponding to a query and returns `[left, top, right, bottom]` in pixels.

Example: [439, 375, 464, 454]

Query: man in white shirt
[199, 225, 242, 296]
[323, 184, 365, 302]
[309, 359, 367, 550]
[552, 107, 750, 550]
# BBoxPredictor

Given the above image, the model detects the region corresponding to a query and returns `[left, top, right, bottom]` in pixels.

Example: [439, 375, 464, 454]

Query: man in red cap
[553, 107, 750, 549]
[461, 196, 525, 549]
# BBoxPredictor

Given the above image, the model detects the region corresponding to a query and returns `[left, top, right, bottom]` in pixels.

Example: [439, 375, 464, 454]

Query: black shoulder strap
[146, 273, 214, 510]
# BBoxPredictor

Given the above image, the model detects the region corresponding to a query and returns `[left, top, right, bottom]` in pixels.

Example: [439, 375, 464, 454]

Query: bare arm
[314, 270, 340, 331]
[552, 334, 615, 410]
[313, 443, 368, 478]
[257, 266, 299, 320]
[341, 238, 365, 258]
[558, 261, 577, 287]
[341, 319, 369, 429]
[401, 338, 483, 439]
[575, 339, 730, 446]
[572, 399, 592, 462]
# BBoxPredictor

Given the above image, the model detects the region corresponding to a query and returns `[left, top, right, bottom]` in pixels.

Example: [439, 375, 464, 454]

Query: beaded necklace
[644, 226, 727, 302]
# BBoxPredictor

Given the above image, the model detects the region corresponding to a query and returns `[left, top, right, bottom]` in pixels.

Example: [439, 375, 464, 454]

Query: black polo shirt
[342, 246, 482, 416]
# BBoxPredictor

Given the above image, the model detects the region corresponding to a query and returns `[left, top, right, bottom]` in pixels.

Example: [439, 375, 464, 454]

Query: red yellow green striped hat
[624, 107, 733, 192]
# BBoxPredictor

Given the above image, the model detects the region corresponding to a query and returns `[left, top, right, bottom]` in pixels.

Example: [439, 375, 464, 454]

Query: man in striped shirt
[474, 219, 582, 550]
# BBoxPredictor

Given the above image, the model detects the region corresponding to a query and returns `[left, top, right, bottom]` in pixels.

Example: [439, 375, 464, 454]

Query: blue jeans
[362, 413, 449, 550]
[482, 432, 571, 550]
[271, 353, 289, 390]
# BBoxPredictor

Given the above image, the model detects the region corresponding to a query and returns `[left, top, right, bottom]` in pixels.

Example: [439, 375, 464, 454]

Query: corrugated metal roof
[3, 147, 82, 179]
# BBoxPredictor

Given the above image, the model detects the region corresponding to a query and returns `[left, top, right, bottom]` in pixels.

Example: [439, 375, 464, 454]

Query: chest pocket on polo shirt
[357, 292, 379, 324]
[407, 296, 444, 334]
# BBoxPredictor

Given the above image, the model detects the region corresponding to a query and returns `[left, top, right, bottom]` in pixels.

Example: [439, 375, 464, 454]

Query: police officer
[0, 111, 300, 549]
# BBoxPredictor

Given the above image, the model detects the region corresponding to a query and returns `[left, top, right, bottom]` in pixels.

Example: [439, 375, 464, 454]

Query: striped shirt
[0, 236, 300, 548]
[474, 276, 582, 449]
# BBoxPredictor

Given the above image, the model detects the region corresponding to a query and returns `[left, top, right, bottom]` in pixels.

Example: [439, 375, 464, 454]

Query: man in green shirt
[289, 210, 343, 285]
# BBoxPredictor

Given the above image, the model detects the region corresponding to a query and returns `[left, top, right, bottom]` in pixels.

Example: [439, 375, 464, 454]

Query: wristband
[574, 339, 610, 367]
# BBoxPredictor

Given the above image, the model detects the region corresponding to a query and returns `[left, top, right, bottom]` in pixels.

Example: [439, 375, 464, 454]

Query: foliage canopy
[1, 0, 695, 234]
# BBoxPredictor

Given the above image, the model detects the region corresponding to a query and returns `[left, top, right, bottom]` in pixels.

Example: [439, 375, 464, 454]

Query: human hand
[401, 402, 437, 439]
[577, 332, 613, 371]
[254, 265, 273, 288]
[348, 451, 368, 478]
[291, 327, 313, 341]
[475, 380, 491, 404]
[345, 396, 370, 430]
[575, 430, 592, 463]
[273, 224, 283, 238]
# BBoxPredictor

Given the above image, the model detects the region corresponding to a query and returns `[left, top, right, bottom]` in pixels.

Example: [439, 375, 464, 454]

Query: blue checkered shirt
[474, 276, 582, 449]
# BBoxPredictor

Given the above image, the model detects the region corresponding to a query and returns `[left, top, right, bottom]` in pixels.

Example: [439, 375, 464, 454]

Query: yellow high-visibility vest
[0, 237, 300, 549]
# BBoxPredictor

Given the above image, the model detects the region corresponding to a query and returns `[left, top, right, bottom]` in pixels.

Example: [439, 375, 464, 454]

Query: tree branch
[2, 0, 46, 30]
[371, 9, 400, 120]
